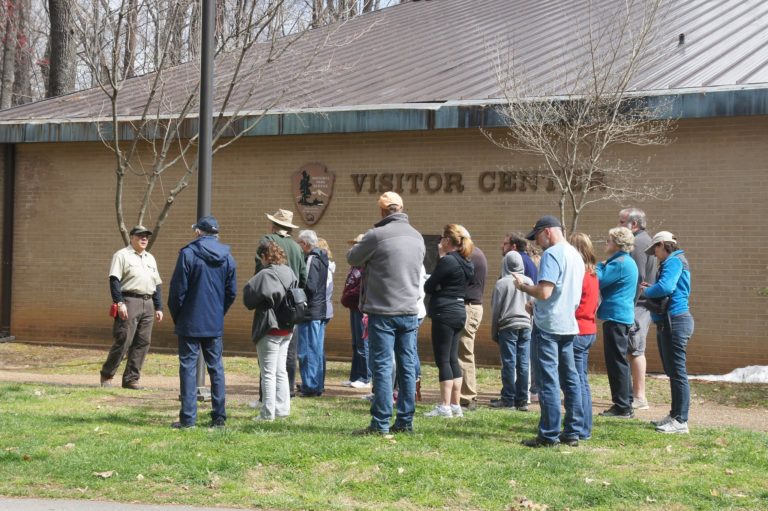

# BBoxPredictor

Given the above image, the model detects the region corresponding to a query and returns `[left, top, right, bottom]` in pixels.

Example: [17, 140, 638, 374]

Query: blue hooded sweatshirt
[642, 250, 691, 322]
[595, 251, 638, 325]
[168, 235, 237, 337]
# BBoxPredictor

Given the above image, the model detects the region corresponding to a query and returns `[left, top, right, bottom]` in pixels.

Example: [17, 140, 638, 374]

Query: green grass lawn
[1, 379, 767, 510]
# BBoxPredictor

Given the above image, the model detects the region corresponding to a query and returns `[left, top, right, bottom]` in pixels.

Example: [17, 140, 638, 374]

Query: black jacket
[304, 247, 329, 320]
[425, 251, 474, 319]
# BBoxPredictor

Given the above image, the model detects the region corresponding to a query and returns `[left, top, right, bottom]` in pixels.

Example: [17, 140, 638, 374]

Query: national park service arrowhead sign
[292, 163, 335, 225]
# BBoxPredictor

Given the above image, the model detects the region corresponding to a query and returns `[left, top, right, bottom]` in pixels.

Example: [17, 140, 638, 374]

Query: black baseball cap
[129, 225, 152, 236]
[525, 215, 562, 240]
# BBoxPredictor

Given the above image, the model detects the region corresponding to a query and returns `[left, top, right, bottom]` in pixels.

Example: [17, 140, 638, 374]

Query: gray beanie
[501, 251, 525, 277]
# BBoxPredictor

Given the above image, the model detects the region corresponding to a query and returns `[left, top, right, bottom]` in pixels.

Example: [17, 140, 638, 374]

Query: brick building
[1, 0, 767, 373]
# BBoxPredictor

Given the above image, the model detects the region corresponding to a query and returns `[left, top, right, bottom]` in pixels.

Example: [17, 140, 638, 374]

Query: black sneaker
[558, 435, 579, 447]
[489, 399, 515, 409]
[599, 406, 635, 419]
[521, 436, 558, 448]
[171, 421, 195, 429]
[209, 417, 226, 428]
[352, 426, 387, 436]
[390, 423, 414, 434]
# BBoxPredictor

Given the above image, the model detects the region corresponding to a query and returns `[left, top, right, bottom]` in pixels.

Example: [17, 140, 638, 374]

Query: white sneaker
[633, 398, 650, 410]
[341, 380, 353, 387]
[650, 414, 672, 427]
[450, 404, 464, 418]
[247, 400, 263, 409]
[655, 418, 689, 434]
[424, 404, 452, 418]
[350, 380, 372, 389]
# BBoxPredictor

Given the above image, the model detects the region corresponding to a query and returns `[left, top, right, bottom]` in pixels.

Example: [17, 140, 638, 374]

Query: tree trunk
[0, 2, 18, 109]
[47, 0, 76, 97]
[122, 0, 138, 79]
[12, 0, 32, 105]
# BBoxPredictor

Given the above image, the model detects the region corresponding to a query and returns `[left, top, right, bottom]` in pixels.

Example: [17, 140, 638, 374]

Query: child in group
[490, 251, 533, 411]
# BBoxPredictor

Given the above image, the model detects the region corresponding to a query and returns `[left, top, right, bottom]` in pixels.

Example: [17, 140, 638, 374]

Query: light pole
[195, 0, 215, 401]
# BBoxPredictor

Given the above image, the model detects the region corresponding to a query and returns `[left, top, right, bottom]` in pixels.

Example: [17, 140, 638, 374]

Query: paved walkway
[0, 498, 252, 511]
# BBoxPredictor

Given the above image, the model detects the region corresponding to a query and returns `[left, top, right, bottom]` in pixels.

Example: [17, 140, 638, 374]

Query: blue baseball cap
[192, 215, 220, 234]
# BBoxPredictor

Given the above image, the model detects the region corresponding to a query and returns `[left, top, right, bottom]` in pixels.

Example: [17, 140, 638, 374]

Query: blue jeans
[656, 312, 694, 422]
[298, 320, 325, 394]
[572, 334, 596, 439]
[498, 327, 531, 405]
[529, 324, 540, 395]
[349, 310, 370, 383]
[535, 328, 583, 442]
[178, 336, 226, 426]
[367, 314, 419, 432]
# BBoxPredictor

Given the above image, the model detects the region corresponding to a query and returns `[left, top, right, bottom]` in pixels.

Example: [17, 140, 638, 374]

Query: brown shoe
[100, 374, 113, 387]
[122, 382, 144, 390]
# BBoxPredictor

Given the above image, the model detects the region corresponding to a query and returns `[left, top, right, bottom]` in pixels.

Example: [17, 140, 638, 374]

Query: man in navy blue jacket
[168, 215, 237, 428]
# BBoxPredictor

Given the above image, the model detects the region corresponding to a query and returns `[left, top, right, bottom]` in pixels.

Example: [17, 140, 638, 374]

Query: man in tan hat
[256, 209, 307, 397]
[100, 225, 164, 389]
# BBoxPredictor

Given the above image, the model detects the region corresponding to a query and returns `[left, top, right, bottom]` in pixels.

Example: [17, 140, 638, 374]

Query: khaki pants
[458, 303, 483, 405]
[101, 296, 155, 385]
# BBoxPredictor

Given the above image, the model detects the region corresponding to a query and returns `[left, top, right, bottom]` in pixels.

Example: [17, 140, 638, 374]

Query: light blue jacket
[596, 251, 638, 325]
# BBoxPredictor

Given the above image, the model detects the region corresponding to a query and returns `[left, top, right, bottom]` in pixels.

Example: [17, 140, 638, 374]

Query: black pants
[603, 320, 632, 411]
[431, 317, 463, 382]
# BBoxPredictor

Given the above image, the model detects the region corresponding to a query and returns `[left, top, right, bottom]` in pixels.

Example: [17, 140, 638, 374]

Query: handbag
[645, 296, 670, 315]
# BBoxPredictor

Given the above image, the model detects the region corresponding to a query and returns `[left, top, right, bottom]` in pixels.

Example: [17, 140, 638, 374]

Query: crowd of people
[99, 195, 694, 443]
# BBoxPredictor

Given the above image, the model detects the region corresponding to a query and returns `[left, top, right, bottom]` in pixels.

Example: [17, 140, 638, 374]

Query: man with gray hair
[296, 229, 329, 397]
[618, 207, 656, 409]
[348, 191, 425, 434]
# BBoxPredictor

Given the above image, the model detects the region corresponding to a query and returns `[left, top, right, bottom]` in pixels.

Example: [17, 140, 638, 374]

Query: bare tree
[12, 0, 33, 105]
[47, 0, 77, 97]
[1, 1, 19, 108]
[486, 0, 674, 233]
[75, 0, 352, 246]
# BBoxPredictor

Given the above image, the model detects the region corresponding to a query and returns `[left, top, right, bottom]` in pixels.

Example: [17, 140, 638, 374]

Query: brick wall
[7, 117, 768, 373]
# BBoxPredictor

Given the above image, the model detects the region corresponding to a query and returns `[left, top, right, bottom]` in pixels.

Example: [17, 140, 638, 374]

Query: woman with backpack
[641, 231, 694, 434]
[243, 241, 298, 421]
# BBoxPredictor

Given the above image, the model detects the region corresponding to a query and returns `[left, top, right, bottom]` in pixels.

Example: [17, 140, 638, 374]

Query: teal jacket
[596, 251, 638, 325]
[642, 250, 691, 321]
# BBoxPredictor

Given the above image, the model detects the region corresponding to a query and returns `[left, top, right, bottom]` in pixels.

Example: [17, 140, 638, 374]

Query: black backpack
[274, 285, 310, 329]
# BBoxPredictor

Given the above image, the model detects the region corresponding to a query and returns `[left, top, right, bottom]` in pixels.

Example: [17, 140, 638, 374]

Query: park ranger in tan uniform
[100, 225, 163, 389]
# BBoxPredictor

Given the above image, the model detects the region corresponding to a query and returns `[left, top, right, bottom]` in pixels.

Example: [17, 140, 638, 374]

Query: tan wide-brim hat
[266, 209, 299, 229]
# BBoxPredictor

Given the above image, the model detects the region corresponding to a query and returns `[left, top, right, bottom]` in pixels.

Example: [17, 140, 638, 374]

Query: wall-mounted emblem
[292, 163, 335, 225]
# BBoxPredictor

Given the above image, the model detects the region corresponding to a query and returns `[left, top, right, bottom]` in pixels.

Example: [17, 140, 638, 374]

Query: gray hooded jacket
[346, 212, 425, 316]
[491, 251, 533, 340]
[242, 263, 297, 342]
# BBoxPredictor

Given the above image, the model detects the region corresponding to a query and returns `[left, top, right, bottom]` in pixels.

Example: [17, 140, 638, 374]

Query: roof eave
[2, 86, 768, 143]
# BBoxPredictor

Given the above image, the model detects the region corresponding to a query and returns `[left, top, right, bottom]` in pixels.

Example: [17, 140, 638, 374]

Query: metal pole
[195, 0, 215, 401]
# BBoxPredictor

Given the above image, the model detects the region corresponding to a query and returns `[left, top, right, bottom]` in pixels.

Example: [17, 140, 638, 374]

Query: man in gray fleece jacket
[490, 251, 533, 410]
[347, 191, 425, 434]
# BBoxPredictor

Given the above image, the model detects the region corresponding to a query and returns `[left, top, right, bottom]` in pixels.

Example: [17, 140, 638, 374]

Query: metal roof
[1, 0, 768, 140]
